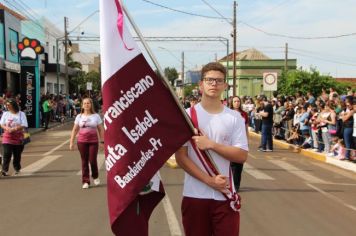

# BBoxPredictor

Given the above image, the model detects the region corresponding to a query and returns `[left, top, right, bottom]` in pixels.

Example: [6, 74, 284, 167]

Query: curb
[166, 155, 179, 169]
[249, 131, 356, 174]
[28, 118, 74, 136]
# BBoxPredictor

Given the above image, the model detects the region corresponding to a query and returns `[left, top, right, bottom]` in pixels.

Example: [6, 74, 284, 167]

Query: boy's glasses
[203, 77, 225, 85]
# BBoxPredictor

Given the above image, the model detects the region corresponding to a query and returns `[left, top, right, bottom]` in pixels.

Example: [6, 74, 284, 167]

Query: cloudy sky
[6, 0, 356, 78]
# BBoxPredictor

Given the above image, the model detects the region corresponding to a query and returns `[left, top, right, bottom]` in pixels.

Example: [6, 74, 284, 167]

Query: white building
[71, 43, 100, 73]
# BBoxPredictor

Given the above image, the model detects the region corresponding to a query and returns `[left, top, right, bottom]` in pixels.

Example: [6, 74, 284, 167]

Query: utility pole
[284, 42, 288, 72]
[64, 16, 69, 95]
[181, 51, 185, 100]
[232, 1, 237, 96]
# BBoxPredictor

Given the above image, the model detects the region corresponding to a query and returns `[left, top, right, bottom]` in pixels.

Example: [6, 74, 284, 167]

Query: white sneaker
[82, 183, 89, 189]
[94, 178, 100, 186]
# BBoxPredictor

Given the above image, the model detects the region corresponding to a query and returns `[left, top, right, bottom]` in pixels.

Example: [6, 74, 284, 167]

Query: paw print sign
[17, 37, 44, 60]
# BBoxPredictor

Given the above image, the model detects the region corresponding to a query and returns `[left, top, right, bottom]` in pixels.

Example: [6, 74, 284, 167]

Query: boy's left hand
[192, 134, 214, 150]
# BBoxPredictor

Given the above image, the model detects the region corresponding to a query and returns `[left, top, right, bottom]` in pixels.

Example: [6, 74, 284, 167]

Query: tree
[67, 52, 82, 70]
[85, 71, 101, 91]
[164, 67, 178, 86]
[183, 84, 198, 98]
[69, 71, 101, 95]
[278, 67, 348, 97]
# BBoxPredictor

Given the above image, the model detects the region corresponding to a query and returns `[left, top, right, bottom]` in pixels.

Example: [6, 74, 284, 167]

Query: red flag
[99, 1, 192, 235]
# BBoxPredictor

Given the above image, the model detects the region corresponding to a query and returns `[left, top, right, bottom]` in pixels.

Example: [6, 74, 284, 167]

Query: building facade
[219, 48, 297, 98]
[71, 43, 100, 73]
[0, 4, 23, 97]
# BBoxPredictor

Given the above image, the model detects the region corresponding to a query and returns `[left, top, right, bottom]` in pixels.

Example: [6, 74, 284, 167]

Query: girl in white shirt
[70, 98, 104, 189]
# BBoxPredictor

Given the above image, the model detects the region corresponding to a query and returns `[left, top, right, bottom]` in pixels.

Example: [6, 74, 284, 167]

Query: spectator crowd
[183, 86, 355, 162]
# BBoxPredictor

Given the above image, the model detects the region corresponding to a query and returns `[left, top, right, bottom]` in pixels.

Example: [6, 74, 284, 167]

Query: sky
[5, 0, 356, 78]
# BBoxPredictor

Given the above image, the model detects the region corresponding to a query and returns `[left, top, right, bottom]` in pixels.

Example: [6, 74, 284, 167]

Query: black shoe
[1, 171, 9, 177]
[258, 148, 266, 152]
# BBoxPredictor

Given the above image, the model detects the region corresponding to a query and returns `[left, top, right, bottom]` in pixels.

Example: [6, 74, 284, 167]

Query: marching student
[0, 99, 28, 176]
[70, 98, 104, 189]
[175, 62, 248, 236]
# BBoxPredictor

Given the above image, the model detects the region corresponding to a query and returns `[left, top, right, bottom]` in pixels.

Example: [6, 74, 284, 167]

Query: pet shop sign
[18, 37, 44, 128]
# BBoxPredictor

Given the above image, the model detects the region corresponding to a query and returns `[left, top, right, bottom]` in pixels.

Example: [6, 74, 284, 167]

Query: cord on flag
[100, 1, 193, 235]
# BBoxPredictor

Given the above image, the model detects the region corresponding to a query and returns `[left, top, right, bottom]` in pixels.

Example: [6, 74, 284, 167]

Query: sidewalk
[249, 131, 356, 174]
[28, 118, 74, 135]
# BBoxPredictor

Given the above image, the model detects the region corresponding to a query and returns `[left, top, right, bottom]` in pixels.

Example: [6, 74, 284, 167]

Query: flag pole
[121, 1, 219, 171]
[121, 2, 194, 132]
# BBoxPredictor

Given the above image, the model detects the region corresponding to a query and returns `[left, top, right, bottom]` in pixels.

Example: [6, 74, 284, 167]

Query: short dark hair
[201, 62, 226, 80]
[188, 95, 198, 101]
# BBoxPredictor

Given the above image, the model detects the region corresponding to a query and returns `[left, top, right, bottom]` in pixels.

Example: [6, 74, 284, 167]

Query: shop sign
[4, 60, 20, 72]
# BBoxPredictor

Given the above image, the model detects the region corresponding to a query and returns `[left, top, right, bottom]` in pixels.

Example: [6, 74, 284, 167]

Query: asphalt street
[0, 122, 355, 236]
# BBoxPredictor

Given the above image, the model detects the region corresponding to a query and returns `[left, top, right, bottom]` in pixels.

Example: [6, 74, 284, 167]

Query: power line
[68, 10, 99, 35]
[239, 21, 356, 40]
[2, 1, 47, 38]
[289, 47, 356, 62]
[200, 0, 232, 25]
[141, 0, 356, 40]
[141, 0, 231, 20]
[16, 0, 43, 21]
[290, 51, 356, 67]
[243, 0, 294, 24]
[4, 0, 60, 39]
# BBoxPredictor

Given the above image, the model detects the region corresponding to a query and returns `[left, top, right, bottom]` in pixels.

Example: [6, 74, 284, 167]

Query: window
[53, 45, 55, 59]
[0, 23, 4, 58]
[60, 84, 65, 94]
[8, 29, 19, 62]
[47, 82, 53, 94]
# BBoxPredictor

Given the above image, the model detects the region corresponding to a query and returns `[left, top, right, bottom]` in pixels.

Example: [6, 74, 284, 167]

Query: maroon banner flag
[100, 0, 193, 235]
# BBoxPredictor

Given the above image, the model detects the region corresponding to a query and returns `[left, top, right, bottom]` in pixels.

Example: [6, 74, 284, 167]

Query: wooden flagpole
[121, 0, 219, 171]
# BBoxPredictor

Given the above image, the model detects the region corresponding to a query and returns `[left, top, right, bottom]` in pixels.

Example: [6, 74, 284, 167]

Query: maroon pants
[112, 191, 165, 236]
[77, 142, 99, 184]
[182, 197, 240, 236]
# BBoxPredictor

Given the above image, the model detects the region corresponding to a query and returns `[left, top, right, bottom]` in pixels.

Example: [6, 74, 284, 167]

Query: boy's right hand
[209, 175, 230, 194]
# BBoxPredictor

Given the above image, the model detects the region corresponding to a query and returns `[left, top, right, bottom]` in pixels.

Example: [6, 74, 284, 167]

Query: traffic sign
[263, 72, 278, 91]
[87, 82, 93, 90]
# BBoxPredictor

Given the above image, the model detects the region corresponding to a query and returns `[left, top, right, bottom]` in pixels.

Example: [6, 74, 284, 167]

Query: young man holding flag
[176, 62, 248, 236]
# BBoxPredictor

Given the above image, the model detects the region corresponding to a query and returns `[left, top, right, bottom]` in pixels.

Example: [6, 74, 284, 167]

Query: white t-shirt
[353, 113, 356, 137]
[183, 103, 249, 200]
[0, 111, 28, 145]
[74, 113, 102, 143]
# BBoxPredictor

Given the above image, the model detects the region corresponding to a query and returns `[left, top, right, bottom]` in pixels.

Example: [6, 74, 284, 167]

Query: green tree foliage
[67, 52, 82, 70]
[86, 71, 101, 91]
[278, 67, 349, 97]
[164, 67, 178, 86]
[183, 84, 199, 98]
[69, 71, 101, 95]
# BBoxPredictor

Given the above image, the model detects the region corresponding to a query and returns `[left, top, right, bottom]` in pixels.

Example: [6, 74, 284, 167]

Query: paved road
[0, 123, 355, 235]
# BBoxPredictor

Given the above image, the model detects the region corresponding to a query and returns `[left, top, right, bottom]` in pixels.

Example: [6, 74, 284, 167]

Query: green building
[219, 48, 297, 98]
